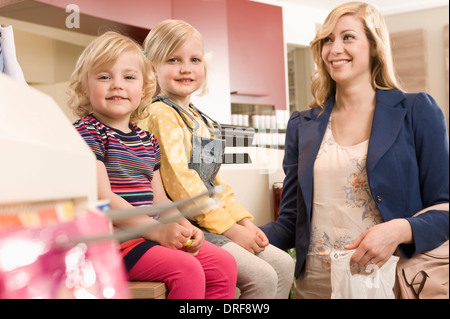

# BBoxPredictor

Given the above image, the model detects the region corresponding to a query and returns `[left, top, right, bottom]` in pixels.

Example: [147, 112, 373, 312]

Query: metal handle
[61, 185, 224, 246]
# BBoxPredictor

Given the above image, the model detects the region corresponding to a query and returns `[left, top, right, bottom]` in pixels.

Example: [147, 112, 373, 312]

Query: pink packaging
[0, 209, 130, 299]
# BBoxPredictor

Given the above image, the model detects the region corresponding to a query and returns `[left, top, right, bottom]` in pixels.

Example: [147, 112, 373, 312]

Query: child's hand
[182, 225, 204, 256]
[147, 222, 191, 249]
[223, 223, 266, 254]
[238, 218, 269, 248]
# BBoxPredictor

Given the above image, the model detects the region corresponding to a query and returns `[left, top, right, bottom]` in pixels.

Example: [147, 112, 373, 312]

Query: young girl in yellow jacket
[139, 19, 294, 299]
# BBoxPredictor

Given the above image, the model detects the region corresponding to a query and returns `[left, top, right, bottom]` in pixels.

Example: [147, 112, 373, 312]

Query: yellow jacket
[138, 101, 253, 234]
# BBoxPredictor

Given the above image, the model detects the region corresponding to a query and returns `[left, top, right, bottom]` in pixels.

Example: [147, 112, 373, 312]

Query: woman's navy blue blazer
[260, 89, 449, 278]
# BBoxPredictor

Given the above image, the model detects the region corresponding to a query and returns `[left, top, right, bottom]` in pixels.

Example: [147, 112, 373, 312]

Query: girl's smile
[176, 77, 195, 82]
[106, 95, 129, 100]
[154, 36, 205, 109]
[86, 50, 144, 130]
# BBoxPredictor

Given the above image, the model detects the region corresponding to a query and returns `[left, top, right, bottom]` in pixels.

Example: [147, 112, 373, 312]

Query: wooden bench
[129, 281, 167, 299]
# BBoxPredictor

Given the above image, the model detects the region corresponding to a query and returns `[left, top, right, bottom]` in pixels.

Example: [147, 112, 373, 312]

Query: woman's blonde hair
[143, 19, 209, 97]
[309, 1, 403, 109]
[68, 31, 156, 123]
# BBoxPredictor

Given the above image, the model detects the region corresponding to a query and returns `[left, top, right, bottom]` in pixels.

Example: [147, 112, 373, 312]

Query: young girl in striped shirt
[69, 31, 237, 299]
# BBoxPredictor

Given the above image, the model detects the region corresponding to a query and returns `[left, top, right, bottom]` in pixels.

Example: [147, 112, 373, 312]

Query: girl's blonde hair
[309, 1, 403, 109]
[143, 19, 209, 97]
[68, 31, 156, 123]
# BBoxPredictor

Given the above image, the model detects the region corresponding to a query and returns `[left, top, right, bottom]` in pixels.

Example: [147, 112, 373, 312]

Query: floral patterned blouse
[295, 118, 383, 298]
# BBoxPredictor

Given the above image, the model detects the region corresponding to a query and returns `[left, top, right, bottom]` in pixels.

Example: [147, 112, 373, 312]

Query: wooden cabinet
[390, 29, 428, 93]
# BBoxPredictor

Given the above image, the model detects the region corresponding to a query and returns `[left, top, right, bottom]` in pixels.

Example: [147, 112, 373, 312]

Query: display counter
[220, 146, 285, 226]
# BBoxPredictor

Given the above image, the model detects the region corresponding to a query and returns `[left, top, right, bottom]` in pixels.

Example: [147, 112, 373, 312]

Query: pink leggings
[127, 241, 237, 299]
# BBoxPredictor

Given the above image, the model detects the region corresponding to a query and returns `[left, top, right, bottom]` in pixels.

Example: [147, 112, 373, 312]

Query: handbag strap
[409, 270, 428, 298]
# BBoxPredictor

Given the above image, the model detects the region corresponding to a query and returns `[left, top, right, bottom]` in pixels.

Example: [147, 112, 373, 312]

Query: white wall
[281, 2, 327, 47]
[252, 0, 327, 47]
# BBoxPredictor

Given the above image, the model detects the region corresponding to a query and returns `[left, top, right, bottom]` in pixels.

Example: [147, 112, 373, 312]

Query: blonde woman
[139, 19, 295, 299]
[261, 2, 449, 298]
[69, 31, 237, 299]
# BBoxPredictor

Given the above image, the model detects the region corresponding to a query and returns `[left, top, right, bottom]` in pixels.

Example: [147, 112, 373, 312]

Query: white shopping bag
[330, 250, 399, 299]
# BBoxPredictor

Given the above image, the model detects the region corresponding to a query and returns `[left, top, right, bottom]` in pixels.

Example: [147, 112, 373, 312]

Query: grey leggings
[221, 242, 295, 299]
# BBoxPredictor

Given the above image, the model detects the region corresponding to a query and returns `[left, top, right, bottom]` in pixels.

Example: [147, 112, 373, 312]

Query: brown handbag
[393, 203, 449, 299]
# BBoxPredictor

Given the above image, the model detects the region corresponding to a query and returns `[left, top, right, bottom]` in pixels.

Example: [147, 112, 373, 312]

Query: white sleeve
[0, 25, 26, 84]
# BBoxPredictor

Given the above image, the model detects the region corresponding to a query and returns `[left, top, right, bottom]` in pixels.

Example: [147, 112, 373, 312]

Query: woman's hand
[345, 218, 413, 269]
